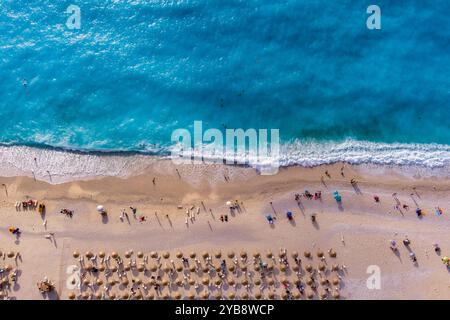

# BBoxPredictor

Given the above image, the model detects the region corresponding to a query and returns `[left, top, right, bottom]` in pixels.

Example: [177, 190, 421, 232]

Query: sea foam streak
[0, 140, 449, 183]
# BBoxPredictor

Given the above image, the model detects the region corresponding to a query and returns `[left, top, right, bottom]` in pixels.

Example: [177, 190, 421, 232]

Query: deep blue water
[0, 0, 449, 155]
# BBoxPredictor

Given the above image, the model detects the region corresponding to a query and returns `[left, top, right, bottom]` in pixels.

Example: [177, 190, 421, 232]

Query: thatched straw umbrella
[320, 278, 328, 286]
[306, 279, 313, 286]
[267, 278, 274, 286]
[187, 292, 195, 300]
[149, 264, 157, 272]
[278, 251, 286, 258]
[146, 293, 155, 300]
[241, 292, 249, 300]
[98, 251, 105, 258]
[81, 292, 90, 300]
[202, 251, 209, 259]
[148, 279, 156, 286]
[162, 279, 169, 287]
[122, 292, 130, 300]
[108, 279, 116, 286]
[292, 265, 299, 272]
[162, 293, 170, 300]
[280, 277, 288, 284]
[214, 251, 222, 258]
[241, 265, 247, 272]
[228, 265, 235, 272]
[162, 264, 170, 273]
[253, 252, 260, 258]
[176, 251, 183, 258]
[332, 291, 340, 299]
[73, 251, 80, 258]
[175, 278, 183, 286]
[268, 292, 275, 300]
[85, 251, 93, 258]
[202, 277, 210, 285]
[214, 279, 222, 286]
[254, 279, 261, 286]
[281, 292, 288, 300]
[304, 251, 311, 258]
[331, 264, 339, 271]
[134, 278, 142, 286]
[189, 252, 196, 258]
[124, 251, 131, 258]
[111, 266, 118, 272]
[176, 265, 183, 272]
[83, 279, 90, 286]
[305, 265, 313, 273]
[137, 265, 145, 272]
[121, 278, 129, 286]
[109, 292, 116, 300]
[255, 292, 262, 300]
[215, 266, 222, 272]
[189, 266, 196, 273]
[241, 279, 249, 286]
[291, 251, 299, 259]
[266, 251, 273, 258]
[227, 251, 235, 259]
[68, 292, 76, 300]
[332, 278, 340, 286]
[111, 252, 118, 259]
[5, 264, 13, 272]
[202, 266, 209, 273]
[174, 292, 182, 300]
[134, 292, 143, 300]
[150, 251, 158, 258]
[294, 279, 301, 286]
[328, 249, 337, 258]
[318, 264, 326, 271]
[279, 264, 287, 272]
[201, 291, 209, 299]
[267, 263, 274, 271]
[307, 292, 314, 299]
[96, 279, 103, 286]
[317, 251, 324, 258]
[188, 278, 196, 286]
[293, 292, 301, 299]
[320, 291, 328, 299]
[214, 292, 222, 300]
[227, 278, 235, 286]
[163, 251, 170, 259]
[124, 263, 131, 271]
[98, 264, 105, 272]
[95, 292, 102, 300]
[254, 265, 260, 272]
[137, 251, 144, 258]
[228, 292, 235, 299]
[240, 251, 247, 258]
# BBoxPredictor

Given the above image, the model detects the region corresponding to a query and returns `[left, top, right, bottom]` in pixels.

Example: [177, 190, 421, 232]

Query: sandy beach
[0, 159, 448, 300]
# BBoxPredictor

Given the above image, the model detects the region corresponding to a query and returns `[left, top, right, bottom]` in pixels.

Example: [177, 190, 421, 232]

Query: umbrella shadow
[351, 182, 363, 195]
[102, 214, 109, 224]
[288, 218, 296, 227]
[337, 202, 344, 211]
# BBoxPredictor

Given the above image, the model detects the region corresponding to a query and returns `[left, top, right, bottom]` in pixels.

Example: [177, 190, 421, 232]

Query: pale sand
[0, 160, 449, 300]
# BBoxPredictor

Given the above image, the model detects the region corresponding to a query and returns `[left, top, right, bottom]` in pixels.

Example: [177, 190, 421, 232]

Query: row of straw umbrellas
[68, 249, 342, 300]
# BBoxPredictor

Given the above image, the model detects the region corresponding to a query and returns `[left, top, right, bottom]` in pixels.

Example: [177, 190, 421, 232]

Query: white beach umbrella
[97, 205, 105, 213]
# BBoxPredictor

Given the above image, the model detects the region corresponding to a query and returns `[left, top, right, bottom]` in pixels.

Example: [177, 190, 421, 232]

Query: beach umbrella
[111, 252, 118, 259]
[254, 265, 261, 272]
[291, 251, 299, 259]
[307, 292, 314, 299]
[279, 264, 287, 272]
[228, 265, 235, 272]
[96, 205, 105, 213]
[281, 292, 288, 300]
[162, 279, 169, 286]
[214, 251, 222, 258]
[241, 279, 249, 286]
[163, 251, 170, 259]
[138, 265, 145, 272]
[162, 293, 170, 300]
[111, 265, 118, 272]
[320, 291, 328, 299]
[202, 266, 209, 273]
[332, 278, 340, 285]
[134, 278, 143, 285]
[278, 251, 286, 258]
[134, 292, 143, 300]
[189, 252, 196, 258]
[108, 292, 116, 300]
[228, 278, 235, 286]
[146, 293, 155, 300]
[121, 292, 129, 300]
[268, 292, 275, 299]
[124, 251, 131, 258]
[320, 278, 328, 286]
[241, 292, 249, 300]
[73, 251, 80, 258]
[214, 279, 222, 286]
[68, 292, 76, 300]
[95, 292, 103, 300]
[163, 264, 170, 273]
[149, 264, 157, 272]
[305, 265, 313, 273]
[187, 292, 195, 300]
[150, 251, 158, 258]
[189, 265, 196, 272]
[318, 264, 326, 271]
[85, 251, 93, 258]
[227, 251, 235, 259]
[254, 279, 261, 285]
[124, 263, 131, 271]
[176, 265, 183, 272]
[293, 292, 301, 299]
[267, 278, 274, 286]
[121, 278, 129, 286]
[333, 291, 340, 299]
[98, 251, 105, 258]
[214, 292, 222, 300]
[96, 279, 103, 286]
[292, 265, 299, 272]
[214, 265, 222, 272]
[253, 252, 260, 258]
[202, 291, 209, 300]
[294, 279, 301, 286]
[267, 263, 274, 271]
[85, 264, 93, 272]
[176, 251, 183, 258]
[304, 251, 311, 258]
[266, 251, 273, 258]
[280, 277, 288, 284]
[97, 264, 105, 272]
[202, 277, 210, 285]
[317, 251, 324, 258]
[175, 278, 183, 286]
[255, 292, 262, 300]
[329, 250, 337, 258]
[108, 279, 116, 286]
[240, 251, 247, 258]
[241, 265, 247, 272]
[81, 292, 90, 300]
[331, 264, 339, 271]
[306, 279, 313, 286]
[188, 278, 195, 286]
[137, 251, 144, 258]
[228, 292, 235, 299]
[202, 251, 209, 259]
[4, 264, 12, 272]
[174, 292, 182, 300]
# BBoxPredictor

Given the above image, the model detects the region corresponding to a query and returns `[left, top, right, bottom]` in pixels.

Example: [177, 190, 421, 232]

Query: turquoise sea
[0, 0, 449, 169]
